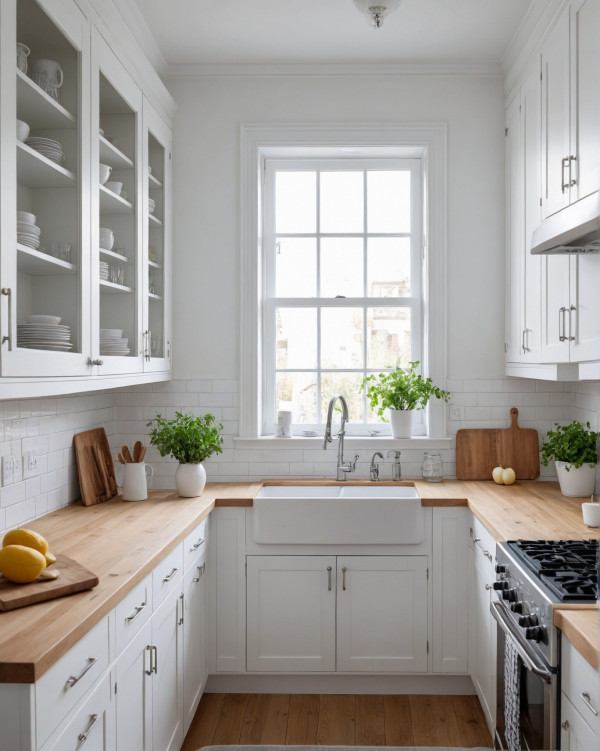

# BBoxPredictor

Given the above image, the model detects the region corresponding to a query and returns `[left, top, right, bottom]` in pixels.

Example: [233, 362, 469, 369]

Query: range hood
[531, 191, 600, 254]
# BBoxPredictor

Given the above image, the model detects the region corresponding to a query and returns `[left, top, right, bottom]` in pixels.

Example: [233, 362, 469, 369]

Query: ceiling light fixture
[353, 0, 402, 28]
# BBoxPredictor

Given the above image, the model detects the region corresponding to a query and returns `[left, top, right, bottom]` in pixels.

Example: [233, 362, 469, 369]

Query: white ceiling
[130, 0, 533, 71]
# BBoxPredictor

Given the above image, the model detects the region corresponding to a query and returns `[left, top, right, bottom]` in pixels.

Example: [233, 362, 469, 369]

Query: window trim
[240, 123, 448, 439]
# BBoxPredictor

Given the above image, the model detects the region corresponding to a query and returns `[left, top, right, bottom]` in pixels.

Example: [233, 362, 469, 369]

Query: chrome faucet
[323, 393, 359, 481]
[387, 450, 402, 481]
[370, 451, 383, 481]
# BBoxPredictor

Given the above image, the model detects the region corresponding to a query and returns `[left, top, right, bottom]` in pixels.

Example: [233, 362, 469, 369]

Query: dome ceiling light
[353, 0, 402, 28]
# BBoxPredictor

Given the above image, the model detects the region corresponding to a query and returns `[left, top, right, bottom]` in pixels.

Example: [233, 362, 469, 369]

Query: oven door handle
[490, 601, 554, 683]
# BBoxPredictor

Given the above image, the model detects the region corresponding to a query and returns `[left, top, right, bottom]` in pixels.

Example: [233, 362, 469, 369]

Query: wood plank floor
[181, 694, 493, 750]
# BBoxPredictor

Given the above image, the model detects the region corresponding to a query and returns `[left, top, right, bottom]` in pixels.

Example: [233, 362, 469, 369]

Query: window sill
[234, 436, 454, 450]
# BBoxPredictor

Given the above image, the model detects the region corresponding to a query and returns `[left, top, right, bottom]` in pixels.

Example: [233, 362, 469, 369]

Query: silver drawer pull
[581, 692, 598, 716]
[145, 645, 153, 675]
[342, 566, 347, 591]
[561, 720, 569, 730]
[485, 583, 493, 591]
[162, 567, 179, 582]
[152, 645, 158, 674]
[327, 566, 332, 591]
[192, 562, 206, 583]
[125, 601, 147, 623]
[66, 657, 98, 689]
[78, 713, 100, 743]
[190, 538, 204, 551]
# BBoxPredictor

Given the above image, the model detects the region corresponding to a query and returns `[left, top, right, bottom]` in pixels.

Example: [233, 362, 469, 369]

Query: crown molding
[165, 60, 503, 80]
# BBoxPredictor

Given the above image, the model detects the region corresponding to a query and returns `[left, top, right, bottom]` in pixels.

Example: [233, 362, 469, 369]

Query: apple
[502, 467, 516, 485]
[492, 466, 505, 484]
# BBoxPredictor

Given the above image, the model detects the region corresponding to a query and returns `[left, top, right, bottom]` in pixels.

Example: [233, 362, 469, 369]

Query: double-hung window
[262, 157, 424, 435]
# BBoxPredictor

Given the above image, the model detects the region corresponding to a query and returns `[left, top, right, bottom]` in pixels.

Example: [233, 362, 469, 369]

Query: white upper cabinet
[0, 0, 173, 394]
[542, 0, 600, 218]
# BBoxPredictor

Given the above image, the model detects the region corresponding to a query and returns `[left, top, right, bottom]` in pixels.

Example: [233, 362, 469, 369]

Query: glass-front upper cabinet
[0, 0, 91, 377]
[90, 29, 143, 375]
[142, 99, 172, 372]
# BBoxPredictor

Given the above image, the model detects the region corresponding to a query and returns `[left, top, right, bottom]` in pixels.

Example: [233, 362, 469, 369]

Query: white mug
[582, 502, 600, 527]
[122, 462, 153, 502]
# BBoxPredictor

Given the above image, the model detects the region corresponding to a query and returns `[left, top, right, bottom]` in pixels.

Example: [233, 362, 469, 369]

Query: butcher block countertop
[0, 478, 597, 682]
[554, 609, 600, 670]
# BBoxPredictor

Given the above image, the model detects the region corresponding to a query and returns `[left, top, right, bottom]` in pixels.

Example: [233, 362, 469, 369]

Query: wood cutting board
[456, 407, 540, 480]
[0, 554, 99, 611]
[74, 427, 118, 506]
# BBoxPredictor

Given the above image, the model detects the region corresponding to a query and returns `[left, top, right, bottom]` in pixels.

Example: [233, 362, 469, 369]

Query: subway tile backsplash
[0, 377, 598, 534]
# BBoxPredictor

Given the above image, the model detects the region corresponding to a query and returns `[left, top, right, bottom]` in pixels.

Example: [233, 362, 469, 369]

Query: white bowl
[104, 181, 123, 196]
[17, 211, 36, 225]
[99, 228, 114, 251]
[99, 163, 112, 185]
[16, 119, 30, 142]
[25, 315, 61, 325]
[100, 329, 123, 338]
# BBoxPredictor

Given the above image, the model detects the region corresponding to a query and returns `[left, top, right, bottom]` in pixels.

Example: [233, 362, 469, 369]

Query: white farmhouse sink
[253, 485, 424, 545]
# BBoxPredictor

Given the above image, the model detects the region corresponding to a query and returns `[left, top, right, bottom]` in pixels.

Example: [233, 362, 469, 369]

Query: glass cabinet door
[142, 99, 172, 372]
[90, 29, 143, 375]
[0, 0, 91, 377]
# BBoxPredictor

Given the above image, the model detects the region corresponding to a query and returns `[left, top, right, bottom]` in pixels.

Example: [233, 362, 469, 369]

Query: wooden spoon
[138, 445, 147, 462]
[117, 453, 126, 465]
[122, 445, 133, 463]
[133, 440, 143, 463]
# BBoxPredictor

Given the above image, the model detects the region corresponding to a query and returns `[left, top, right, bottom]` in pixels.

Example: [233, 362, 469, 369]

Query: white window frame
[239, 123, 448, 443]
[263, 157, 424, 435]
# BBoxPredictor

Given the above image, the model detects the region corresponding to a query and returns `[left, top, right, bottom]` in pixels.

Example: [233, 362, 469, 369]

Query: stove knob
[495, 564, 507, 574]
[525, 626, 544, 642]
[503, 588, 517, 602]
[511, 601, 524, 614]
[528, 613, 539, 627]
[493, 581, 509, 590]
[519, 615, 532, 627]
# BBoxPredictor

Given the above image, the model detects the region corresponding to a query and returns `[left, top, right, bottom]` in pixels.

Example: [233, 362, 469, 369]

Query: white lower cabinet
[246, 554, 428, 673]
[114, 621, 152, 751]
[561, 694, 598, 750]
[336, 556, 428, 673]
[183, 548, 208, 735]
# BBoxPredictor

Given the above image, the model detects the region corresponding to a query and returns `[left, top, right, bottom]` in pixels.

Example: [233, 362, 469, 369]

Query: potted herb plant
[360, 361, 450, 438]
[147, 411, 223, 497]
[541, 420, 599, 497]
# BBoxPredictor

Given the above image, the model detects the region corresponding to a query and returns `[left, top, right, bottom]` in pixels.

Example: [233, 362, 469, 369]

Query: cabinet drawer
[153, 543, 183, 607]
[36, 616, 110, 747]
[562, 638, 600, 735]
[183, 518, 208, 572]
[40, 674, 114, 751]
[115, 573, 153, 655]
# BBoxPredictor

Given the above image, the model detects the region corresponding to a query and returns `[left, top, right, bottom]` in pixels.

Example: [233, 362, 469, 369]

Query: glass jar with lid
[422, 451, 443, 482]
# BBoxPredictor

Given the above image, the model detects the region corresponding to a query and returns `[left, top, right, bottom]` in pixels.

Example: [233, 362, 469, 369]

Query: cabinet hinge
[114, 682, 117, 694]
[505, 127, 508, 137]
[426, 568, 429, 580]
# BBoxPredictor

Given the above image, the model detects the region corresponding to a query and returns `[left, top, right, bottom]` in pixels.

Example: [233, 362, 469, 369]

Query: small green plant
[360, 361, 450, 419]
[146, 411, 223, 464]
[540, 420, 599, 469]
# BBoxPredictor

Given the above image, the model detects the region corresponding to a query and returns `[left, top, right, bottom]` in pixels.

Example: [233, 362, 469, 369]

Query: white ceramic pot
[175, 463, 206, 497]
[555, 461, 597, 497]
[122, 462, 153, 502]
[389, 409, 413, 438]
[30, 59, 63, 101]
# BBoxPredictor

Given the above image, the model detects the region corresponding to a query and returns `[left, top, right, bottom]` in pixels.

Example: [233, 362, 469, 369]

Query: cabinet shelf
[99, 185, 134, 214]
[148, 173, 162, 188]
[100, 280, 133, 294]
[100, 247, 130, 263]
[17, 141, 76, 188]
[148, 260, 161, 269]
[16, 70, 76, 129]
[17, 244, 77, 275]
[148, 214, 162, 227]
[148, 292, 162, 301]
[99, 135, 134, 169]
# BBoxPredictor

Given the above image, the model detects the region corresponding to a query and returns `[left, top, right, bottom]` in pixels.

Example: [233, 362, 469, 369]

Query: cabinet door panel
[542, 7, 571, 218]
[570, 253, 600, 362]
[506, 93, 524, 363]
[183, 551, 207, 735]
[115, 621, 152, 751]
[152, 589, 183, 751]
[540, 255, 570, 362]
[247, 555, 336, 672]
[336, 556, 428, 673]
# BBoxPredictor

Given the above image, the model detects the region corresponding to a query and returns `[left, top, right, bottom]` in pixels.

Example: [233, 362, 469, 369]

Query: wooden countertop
[0, 478, 597, 682]
[554, 609, 600, 670]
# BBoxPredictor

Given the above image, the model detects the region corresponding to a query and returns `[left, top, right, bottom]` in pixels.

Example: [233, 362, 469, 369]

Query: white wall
[166, 73, 507, 382]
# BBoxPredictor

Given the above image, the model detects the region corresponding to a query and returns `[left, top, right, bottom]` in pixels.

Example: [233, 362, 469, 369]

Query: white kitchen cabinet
[541, 0, 599, 218]
[561, 694, 599, 750]
[468, 519, 497, 736]
[114, 621, 152, 751]
[432, 508, 469, 674]
[183, 548, 208, 735]
[151, 583, 184, 751]
[246, 555, 336, 672]
[336, 555, 428, 673]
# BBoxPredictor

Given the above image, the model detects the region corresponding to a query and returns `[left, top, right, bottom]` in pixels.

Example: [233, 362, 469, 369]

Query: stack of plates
[25, 136, 65, 164]
[148, 198, 156, 215]
[17, 315, 72, 351]
[17, 211, 41, 249]
[99, 261, 109, 280]
[100, 328, 129, 356]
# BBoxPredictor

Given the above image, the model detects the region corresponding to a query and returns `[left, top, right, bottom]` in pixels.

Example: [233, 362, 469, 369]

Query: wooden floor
[181, 694, 493, 750]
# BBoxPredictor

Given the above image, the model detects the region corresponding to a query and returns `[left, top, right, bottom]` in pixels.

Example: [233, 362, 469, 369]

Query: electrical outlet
[12, 455, 23, 483]
[23, 450, 38, 479]
[2, 456, 15, 486]
[450, 405, 465, 420]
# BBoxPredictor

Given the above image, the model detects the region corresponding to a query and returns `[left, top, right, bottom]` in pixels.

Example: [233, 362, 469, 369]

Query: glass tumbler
[422, 451, 443, 482]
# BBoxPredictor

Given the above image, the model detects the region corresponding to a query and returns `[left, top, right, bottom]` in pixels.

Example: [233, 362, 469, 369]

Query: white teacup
[16, 119, 30, 142]
[582, 502, 600, 527]
[99, 163, 112, 185]
[104, 181, 123, 196]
